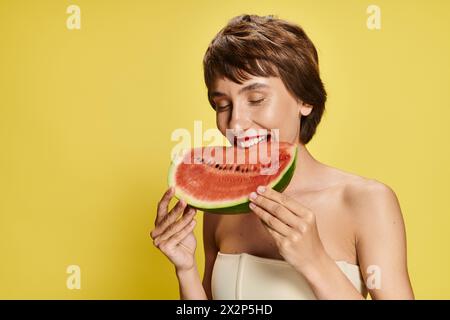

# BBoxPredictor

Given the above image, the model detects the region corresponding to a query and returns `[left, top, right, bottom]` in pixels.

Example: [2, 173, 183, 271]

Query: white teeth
[238, 135, 267, 148]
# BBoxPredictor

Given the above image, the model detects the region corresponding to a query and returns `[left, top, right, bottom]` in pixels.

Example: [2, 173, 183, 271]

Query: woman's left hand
[249, 186, 328, 273]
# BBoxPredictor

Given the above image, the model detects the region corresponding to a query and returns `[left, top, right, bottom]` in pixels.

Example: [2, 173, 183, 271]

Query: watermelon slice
[167, 141, 298, 214]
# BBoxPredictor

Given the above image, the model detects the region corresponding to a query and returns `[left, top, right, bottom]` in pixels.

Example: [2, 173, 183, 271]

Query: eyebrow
[210, 82, 270, 98]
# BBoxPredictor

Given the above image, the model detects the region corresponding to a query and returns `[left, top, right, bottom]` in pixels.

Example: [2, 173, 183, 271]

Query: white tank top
[211, 251, 367, 300]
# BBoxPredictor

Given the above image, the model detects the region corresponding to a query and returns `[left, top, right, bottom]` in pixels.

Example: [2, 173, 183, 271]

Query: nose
[228, 101, 252, 133]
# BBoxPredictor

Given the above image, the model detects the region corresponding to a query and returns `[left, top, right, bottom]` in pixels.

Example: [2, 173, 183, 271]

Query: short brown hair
[203, 14, 327, 144]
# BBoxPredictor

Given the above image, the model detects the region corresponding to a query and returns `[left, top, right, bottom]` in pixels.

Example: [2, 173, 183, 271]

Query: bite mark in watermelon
[167, 141, 298, 214]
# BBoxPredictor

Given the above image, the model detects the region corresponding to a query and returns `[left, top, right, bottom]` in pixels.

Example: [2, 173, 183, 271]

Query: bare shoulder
[202, 210, 221, 247]
[320, 166, 399, 218]
[344, 176, 398, 209]
[325, 166, 401, 221]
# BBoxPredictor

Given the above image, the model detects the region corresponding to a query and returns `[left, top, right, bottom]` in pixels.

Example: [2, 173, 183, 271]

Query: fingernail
[257, 186, 266, 194]
[249, 203, 256, 209]
[249, 192, 257, 200]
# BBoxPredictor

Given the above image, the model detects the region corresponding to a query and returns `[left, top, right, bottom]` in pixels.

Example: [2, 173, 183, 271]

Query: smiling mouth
[234, 133, 272, 148]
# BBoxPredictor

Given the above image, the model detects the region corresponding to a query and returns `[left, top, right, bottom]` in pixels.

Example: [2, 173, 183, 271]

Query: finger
[161, 219, 197, 253]
[185, 204, 197, 215]
[153, 207, 196, 245]
[256, 186, 311, 218]
[152, 201, 190, 239]
[152, 199, 187, 239]
[156, 187, 175, 223]
[249, 203, 291, 236]
[249, 191, 299, 227]
[266, 225, 284, 246]
[154, 207, 194, 245]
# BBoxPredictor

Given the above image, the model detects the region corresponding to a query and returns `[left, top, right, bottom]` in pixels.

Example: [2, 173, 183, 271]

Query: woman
[150, 14, 414, 300]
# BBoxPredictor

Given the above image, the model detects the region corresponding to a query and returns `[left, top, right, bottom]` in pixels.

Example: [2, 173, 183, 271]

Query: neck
[287, 143, 325, 192]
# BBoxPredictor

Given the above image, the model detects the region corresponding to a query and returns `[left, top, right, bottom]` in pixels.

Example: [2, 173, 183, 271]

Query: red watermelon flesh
[167, 141, 298, 214]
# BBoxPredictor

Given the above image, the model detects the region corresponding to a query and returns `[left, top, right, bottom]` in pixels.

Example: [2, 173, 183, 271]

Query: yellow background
[1, 0, 449, 299]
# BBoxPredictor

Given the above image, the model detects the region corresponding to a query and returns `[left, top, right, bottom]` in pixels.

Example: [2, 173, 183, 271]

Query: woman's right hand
[150, 187, 198, 272]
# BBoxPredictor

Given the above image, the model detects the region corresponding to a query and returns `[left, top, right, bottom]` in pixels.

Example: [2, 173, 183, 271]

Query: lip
[237, 135, 264, 142]
[234, 133, 271, 147]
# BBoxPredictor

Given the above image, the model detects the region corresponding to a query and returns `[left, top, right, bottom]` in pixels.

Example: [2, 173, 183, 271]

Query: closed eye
[249, 98, 265, 105]
[215, 103, 232, 111]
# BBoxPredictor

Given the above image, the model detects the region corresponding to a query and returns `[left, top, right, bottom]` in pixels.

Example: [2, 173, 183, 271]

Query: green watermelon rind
[167, 144, 298, 214]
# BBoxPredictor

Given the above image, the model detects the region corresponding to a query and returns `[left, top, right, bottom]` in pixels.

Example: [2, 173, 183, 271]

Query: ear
[298, 100, 313, 117]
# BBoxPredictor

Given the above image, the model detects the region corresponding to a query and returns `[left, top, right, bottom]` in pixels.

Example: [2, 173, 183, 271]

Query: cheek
[255, 100, 299, 130]
[216, 111, 229, 134]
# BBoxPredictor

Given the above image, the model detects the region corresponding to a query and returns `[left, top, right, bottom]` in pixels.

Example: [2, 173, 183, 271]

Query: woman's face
[210, 75, 312, 147]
